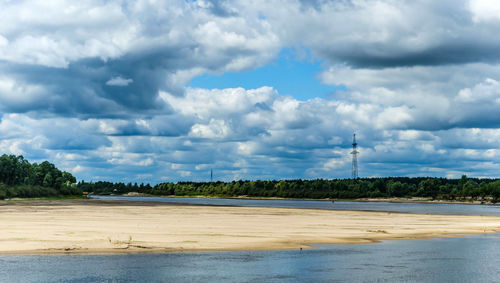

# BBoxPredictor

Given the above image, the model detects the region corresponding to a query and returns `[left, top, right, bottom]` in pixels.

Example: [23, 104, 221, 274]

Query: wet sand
[1, 199, 499, 254]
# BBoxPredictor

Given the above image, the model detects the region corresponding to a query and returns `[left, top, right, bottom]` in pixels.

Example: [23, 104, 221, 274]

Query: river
[2, 195, 499, 282]
[90, 195, 500, 216]
[1, 234, 499, 282]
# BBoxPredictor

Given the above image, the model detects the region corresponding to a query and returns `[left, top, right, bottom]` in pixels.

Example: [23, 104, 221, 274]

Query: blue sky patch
[190, 49, 345, 101]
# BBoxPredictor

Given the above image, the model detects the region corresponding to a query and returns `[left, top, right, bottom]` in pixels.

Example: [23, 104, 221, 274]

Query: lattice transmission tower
[351, 133, 359, 179]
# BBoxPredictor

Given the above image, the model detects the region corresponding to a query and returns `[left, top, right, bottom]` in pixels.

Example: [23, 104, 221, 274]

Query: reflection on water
[1, 234, 499, 282]
[91, 195, 500, 216]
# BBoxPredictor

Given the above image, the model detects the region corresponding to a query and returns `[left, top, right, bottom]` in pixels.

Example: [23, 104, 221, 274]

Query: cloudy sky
[2, 0, 500, 183]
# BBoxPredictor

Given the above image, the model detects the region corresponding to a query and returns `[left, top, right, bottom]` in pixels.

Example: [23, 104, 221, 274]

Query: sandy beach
[0, 199, 499, 254]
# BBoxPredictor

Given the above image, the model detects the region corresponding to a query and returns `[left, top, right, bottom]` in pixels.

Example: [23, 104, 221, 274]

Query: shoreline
[1, 199, 499, 255]
[2, 226, 498, 255]
[110, 193, 500, 206]
[1, 232, 494, 256]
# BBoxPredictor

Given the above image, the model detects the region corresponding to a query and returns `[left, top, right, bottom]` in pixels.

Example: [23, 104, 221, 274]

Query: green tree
[417, 179, 441, 199]
[387, 181, 409, 197]
[43, 173, 53, 187]
[488, 180, 500, 203]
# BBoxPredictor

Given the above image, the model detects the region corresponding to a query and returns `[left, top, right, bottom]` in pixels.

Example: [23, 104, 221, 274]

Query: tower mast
[351, 133, 359, 179]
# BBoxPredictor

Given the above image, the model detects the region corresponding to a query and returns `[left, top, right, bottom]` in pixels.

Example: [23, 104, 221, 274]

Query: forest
[0, 154, 80, 199]
[78, 176, 500, 203]
[2, 153, 500, 202]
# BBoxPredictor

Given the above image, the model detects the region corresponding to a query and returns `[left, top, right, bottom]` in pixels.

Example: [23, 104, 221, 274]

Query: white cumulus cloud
[106, 77, 133, 87]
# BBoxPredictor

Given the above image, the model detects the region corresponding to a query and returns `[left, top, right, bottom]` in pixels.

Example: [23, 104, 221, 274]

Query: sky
[1, 0, 500, 183]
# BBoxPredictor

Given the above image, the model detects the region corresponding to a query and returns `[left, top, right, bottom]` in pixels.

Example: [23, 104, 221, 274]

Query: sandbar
[1, 199, 499, 254]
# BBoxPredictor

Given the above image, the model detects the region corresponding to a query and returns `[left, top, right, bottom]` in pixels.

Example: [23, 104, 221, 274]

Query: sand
[0, 199, 499, 254]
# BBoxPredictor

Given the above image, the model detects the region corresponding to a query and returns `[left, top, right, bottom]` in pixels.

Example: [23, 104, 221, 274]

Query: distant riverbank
[78, 177, 500, 205]
[119, 192, 499, 205]
[0, 199, 499, 254]
[354, 197, 498, 205]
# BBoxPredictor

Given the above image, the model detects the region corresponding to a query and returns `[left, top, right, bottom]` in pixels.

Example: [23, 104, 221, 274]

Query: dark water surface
[90, 195, 500, 216]
[1, 234, 499, 282]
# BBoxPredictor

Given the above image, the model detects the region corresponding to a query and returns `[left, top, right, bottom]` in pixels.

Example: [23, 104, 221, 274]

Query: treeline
[78, 181, 152, 195]
[79, 176, 500, 203]
[6, 152, 500, 203]
[0, 154, 80, 199]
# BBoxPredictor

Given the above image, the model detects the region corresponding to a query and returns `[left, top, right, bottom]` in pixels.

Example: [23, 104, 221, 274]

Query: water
[90, 195, 500, 216]
[1, 234, 499, 282]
